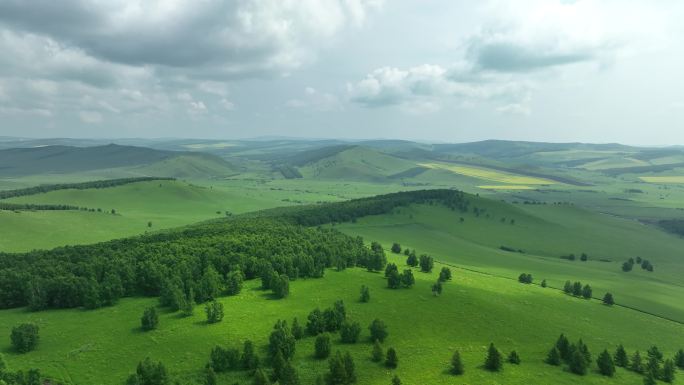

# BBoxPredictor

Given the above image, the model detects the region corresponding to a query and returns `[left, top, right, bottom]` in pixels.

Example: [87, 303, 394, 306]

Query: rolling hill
[0, 144, 237, 179]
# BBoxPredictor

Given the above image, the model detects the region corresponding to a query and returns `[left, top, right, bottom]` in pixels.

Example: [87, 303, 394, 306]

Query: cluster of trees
[385, 264, 415, 289]
[209, 340, 260, 373]
[563, 281, 593, 299]
[0, 355, 42, 385]
[614, 345, 678, 384]
[518, 273, 533, 284]
[0, 202, 81, 211]
[0, 218, 376, 311]
[546, 334, 593, 375]
[560, 252, 588, 261]
[447, 343, 519, 375]
[0, 177, 175, 200]
[125, 358, 171, 385]
[622, 257, 654, 272]
[277, 189, 471, 227]
[306, 301, 348, 336]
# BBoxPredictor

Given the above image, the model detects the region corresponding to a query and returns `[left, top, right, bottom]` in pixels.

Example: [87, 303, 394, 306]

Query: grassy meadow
[2, 256, 682, 385]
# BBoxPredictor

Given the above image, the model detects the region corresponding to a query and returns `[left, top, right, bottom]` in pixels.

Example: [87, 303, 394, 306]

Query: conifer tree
[291, 318, 303, 340]
[582, 284, 592, 299]
[555, 334, 570, 361]
[315, 334, 332, 359]
[385, 348, 398, 368]
[451, 350, 464, 374]
[371, 340, 384, 362]
[508, 350, 521, 365]
[253, 368, 270, 385]
[631, 351, 644, 374]
[546, 347, 561, 366]
[614, 344, 628, 367]
[662, 359, 676, 383]
[484, 343, 503, 372]
[541, 279, 547, 288]
[343, 352, 356, 383]
[597, 349, 615, 377]
[644, 371, 657, 385]
[675, 348, 684, 369]
[391, 375, 401, 385]
[563, 281, 573, 294]
[569, 349, 588, 375]
[360, 285, 370, 303]
[280, 361, 300, 385]
[603, 292, 615, 306]
[369, 319, 388, 342]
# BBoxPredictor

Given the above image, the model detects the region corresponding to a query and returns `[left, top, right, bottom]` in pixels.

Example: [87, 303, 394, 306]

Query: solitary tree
[372, 339, 384, 362]
[662, 359, 676, 383]
[439, 267, 452, 282]
[597, 349, 615, 377]
[614, 344, 628, 367]
[391, 243, 402, 254]
[541, 279, 547, 288]
[315, 334, 332, 359]
[141, 307, 159, 331]
[484, 343, 503, 372]
[205, 301, 224, 324]
[451, 350, 464, 375]
[569, 350, 589, 375]
[385, 348, 398, 368]
[419, 254, 434, 273]
[387, 270, 401, 289]
[360, 285, 370, 303]
[406, 251, 418, 267]
[292, 317, 304, 340]
[340, 321, 361, 344]
[508, 351, 521, 365]
[603, 292, 615, 306]
[631, 351, 644, 374]
[431, 281, 443, 296]
[546, 347, 561, 366]
[391, 375, 401, 385]
[369, 319, 388, 343]
[10, 323, 39, 353]
[563, 281, 573, 294]
[675, 349, 684, 369]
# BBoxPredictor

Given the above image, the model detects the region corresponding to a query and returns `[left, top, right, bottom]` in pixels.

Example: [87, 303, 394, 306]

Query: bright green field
[335, 202, 684, 323]
[2, 257, 683, 385]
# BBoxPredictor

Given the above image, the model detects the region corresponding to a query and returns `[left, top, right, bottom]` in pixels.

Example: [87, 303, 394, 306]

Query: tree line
[0, 218, 378, 311]
[0, 177, 175, 200]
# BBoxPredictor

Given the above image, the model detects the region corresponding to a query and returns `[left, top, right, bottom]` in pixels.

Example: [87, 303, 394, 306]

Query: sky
[0, 0, 683, 145]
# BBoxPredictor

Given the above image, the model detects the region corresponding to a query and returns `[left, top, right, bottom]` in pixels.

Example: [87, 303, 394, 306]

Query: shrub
[205, 301, 224, 324]
[140, 307, 159, 331]
[369, 319, 388, 342]
[315, 334, 332, 359]
[10, 323, 39, 353]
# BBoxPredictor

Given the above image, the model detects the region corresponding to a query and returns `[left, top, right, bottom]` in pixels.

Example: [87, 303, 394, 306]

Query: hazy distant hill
[0, 144, 237, 178]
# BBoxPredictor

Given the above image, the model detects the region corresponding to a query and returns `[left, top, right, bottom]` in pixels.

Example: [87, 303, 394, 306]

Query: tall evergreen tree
[546, 347, 561, 366]
[272, 350, 286, 382]
[631, 351, 644, 374]
[343, 352, 356, 383]
[484, 343, 503, 372]
[360, 285, 370, 303]
[371, 340, 384, 362]
[508, 351, 521, 365]
[644, 371, 657, 385]
[563, 281, 573, 294]
[315, 334, 332, 359]
[597, 349, 615, 377]
[253, 368, 270, 385]
[555, 334, 570, 361]
[291, 317, 303, 340]
[385, 348, 398, 368]
[384, 263, 398, 278]
[603, 292, 615, 306]
[419, 254, 434, 273]
[400, 269, 415, 288]
[572, 281, 583, 296]
[369, 319, 388, 342]
[242, 340, 260, 371]
[391, 375, 401, 385]
[614, 344, 628, 367]
[662, 359, 676, 383]
[541, 279, 547, 288]
[387, 270, 401, 289]
[406, 251, 418, 267]
[280, 361, 300, 385]
[675, 348, 684, 369]
[450, 350, 464, 374]
[340, 321, 361, 344]
[569, 350, 588, 375]
[140, 307, 159, 331]
[391, 243, 402, 254]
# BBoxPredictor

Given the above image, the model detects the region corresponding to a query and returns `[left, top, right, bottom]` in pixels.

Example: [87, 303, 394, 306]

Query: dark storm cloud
[469, 40, 594, 72]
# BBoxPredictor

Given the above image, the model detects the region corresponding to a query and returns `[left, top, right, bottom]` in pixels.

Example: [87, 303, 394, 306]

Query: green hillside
[335, 200, 684, 322]
[298, 146, 417, 181]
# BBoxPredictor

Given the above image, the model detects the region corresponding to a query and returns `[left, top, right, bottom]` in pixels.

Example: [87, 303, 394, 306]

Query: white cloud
[79, 110, 103, 124]
[287, 87, 341, 111]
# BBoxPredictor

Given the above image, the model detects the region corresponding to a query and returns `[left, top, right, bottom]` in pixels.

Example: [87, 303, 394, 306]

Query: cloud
[286, 87, 341, 111]
[0, 0, 382, 77]
[79, 110, 103, 124]
[347, 64, 529, 113]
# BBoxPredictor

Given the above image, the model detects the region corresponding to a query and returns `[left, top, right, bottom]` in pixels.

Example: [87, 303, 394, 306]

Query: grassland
[640, 176, 684, 183]
[477, 185, 535, 190]
[418, 162, 556, 185]
[2, 257, 683, 385]
[335, 202, 684, 323]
